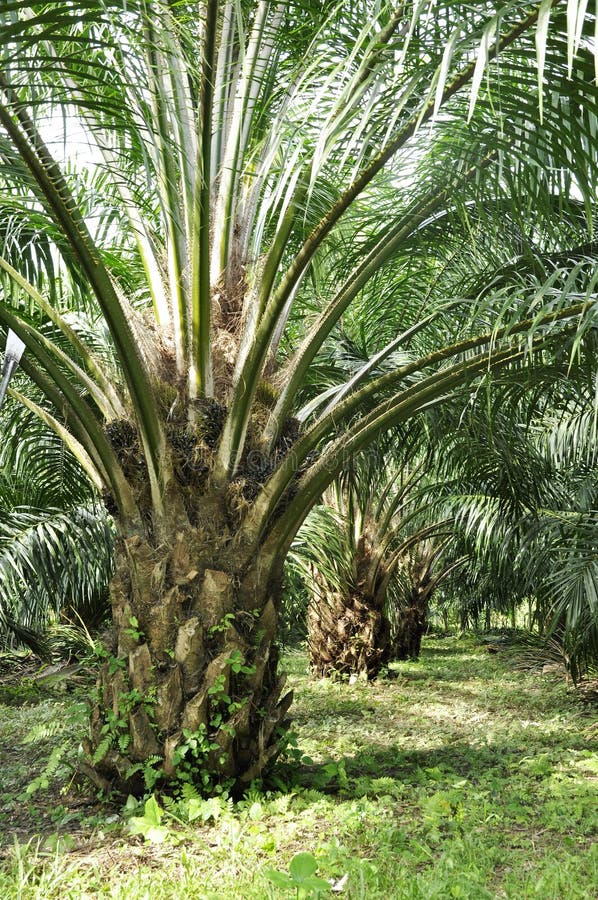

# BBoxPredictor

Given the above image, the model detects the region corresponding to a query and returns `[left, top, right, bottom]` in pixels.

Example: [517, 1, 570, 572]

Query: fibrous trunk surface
[84, 527, 292, 795]
[391, 583, 429, 661]
[307, 585, 391, 680]
[79, 297, 305, 796]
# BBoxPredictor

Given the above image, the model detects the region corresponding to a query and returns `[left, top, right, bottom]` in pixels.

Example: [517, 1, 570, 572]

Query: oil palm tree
[388, 534, 464, 659]
[290, 437, 461, 677]
[436, 371, 598, 679]
[0, 399, 113, 652]
[535, 379, 598, 678]
[0, 1, 596, 793]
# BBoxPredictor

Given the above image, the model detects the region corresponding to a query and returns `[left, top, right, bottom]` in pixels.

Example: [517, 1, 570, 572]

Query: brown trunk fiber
[83, 527, 292, 796]
[391, 551, 436, 661]
[391, 588, 428, 660]
[307, 586, 391, 680]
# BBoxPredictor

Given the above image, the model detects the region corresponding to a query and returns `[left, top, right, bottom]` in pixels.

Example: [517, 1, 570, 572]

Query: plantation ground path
[0, 636, 596, 898]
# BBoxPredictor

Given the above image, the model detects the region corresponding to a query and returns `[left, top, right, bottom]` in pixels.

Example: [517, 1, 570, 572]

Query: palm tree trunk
[391, 557, 433, 660]
[391, 585, 428, 661]
[307, 578, 391, 680]
[84, 515, 292, 795]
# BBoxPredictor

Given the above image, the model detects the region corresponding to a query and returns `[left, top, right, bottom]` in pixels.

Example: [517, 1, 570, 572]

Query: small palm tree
[0, 409, 113, 652]
[438, 374, 598, 678]
[291, 442, 458, 677]
[0, 2, 596, 792]
[291, 442, 465, 675]
[389, 536, 464, 660]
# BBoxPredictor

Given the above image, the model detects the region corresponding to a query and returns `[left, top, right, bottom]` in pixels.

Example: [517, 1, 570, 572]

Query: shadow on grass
[288, 733, 593, 795]
[418, 645, 475, 657]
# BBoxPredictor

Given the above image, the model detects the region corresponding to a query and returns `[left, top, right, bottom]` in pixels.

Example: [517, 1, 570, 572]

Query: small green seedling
[265, 851, 331, 897]
[124, 616, 144, 641]
[128, 795, 170, 844]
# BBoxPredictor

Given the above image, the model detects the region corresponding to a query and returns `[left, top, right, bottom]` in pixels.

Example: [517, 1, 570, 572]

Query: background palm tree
[290, 439, 460, 677]
[388, 533, 464, 660]
[435, 371, 598, 679]
[0, 1, 596, 794]
[0, 403, 113, 653]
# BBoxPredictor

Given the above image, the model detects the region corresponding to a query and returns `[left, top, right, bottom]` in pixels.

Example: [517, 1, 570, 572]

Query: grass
[0, 634, 597, 898]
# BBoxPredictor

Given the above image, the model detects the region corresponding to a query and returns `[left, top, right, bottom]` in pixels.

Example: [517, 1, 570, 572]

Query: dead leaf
[331, 872, 349, 893]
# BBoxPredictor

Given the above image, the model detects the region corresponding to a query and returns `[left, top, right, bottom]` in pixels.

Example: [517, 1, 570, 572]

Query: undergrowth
[0, 635, 596, 899]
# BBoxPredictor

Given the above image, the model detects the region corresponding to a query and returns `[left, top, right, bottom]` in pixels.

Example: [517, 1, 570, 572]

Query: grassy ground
[0, 634, 596, 899]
